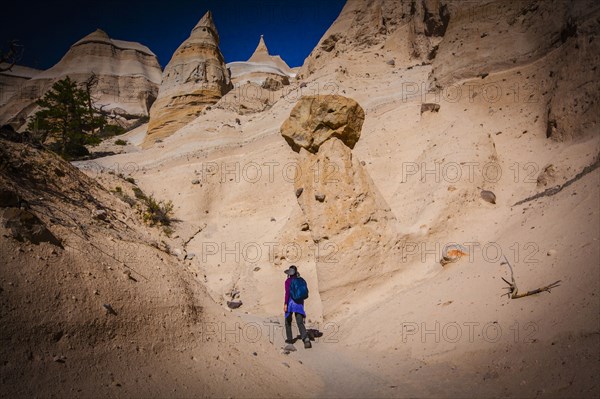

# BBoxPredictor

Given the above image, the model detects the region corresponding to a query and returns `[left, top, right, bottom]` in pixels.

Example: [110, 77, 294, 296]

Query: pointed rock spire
[249, 35, 270, 61]
[192, 10, 220, 45]
[240, 35, 292, 76]
[145, 10, 232, 146]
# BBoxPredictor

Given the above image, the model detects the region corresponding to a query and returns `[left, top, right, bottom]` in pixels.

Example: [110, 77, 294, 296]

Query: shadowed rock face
[145, 11, 232, 146]
[280, 95, 365, 153]
[429, 0, 598, 87]
[299, 0, 451, 78]
[426, 0, 600, 141]
[0, 65, 42, 109]
[281, 95, 399, 317]
[545, 6, 600, 141]
[410, 0, 451, 60]
[2, 208, 62, 247]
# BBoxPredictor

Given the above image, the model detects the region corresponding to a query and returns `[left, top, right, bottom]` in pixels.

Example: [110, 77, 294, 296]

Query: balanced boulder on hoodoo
[280, 95, 365, 153]
[280, 95, 400, 318]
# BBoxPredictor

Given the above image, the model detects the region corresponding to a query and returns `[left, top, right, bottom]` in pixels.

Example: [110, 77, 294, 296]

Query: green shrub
[113, 183, 174, 226]
[125, 177, 135, 184]
[143, 195, 174, 227]
[132, 186, 146, 200]
[112, 187, 136, 207]
[115, 139, 127, 146]
[102, 124, 127, 137]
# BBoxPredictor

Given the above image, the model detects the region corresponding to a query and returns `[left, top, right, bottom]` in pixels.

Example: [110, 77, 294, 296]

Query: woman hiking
[284, 265, 311, 349]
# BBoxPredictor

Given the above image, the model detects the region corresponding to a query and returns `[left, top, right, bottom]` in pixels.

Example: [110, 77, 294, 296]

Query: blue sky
[1, 0, 345, 70]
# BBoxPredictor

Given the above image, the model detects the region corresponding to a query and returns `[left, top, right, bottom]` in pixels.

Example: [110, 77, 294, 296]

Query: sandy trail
[236, 312, 399, 398]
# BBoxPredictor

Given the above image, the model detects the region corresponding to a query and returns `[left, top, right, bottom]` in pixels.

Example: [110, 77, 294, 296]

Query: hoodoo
[145, 11, 232, 145]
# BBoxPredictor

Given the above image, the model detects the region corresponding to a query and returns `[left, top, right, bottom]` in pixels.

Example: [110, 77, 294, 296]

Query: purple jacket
[284, 276, 306, 317]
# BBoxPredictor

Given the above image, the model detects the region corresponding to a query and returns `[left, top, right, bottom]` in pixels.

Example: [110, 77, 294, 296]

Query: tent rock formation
[145, 11, 233, 145]
[0, 29, 162, 129]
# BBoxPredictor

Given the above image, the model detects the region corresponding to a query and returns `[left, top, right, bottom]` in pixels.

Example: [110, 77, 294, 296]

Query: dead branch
[0, 40, 24, 72]
[82, 72, 100, 104]
[500, 256, 561, 299]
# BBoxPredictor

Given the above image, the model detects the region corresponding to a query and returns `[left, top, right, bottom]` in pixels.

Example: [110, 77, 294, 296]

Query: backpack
[290, 277, 309, 302]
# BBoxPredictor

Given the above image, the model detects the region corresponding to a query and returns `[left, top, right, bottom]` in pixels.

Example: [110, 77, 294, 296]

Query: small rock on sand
[420, 103, 440, 114]
[284, 344, 296, 352]
[480, 190, 497, 204]
[92, 209, 108, 220]
[227, 301, 243, 309]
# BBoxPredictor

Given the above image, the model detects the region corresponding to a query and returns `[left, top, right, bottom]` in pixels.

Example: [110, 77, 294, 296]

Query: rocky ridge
[0, 29, 162, 129]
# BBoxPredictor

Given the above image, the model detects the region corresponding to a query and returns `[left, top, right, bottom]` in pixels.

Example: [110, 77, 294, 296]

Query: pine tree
[27, 76, 106, 158]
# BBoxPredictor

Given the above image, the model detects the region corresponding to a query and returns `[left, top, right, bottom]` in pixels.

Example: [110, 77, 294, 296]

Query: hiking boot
[304, 339, 312, 349]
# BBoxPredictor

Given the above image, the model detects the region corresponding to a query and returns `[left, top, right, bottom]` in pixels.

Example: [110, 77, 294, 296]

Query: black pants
[285, 312, 308, 343]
